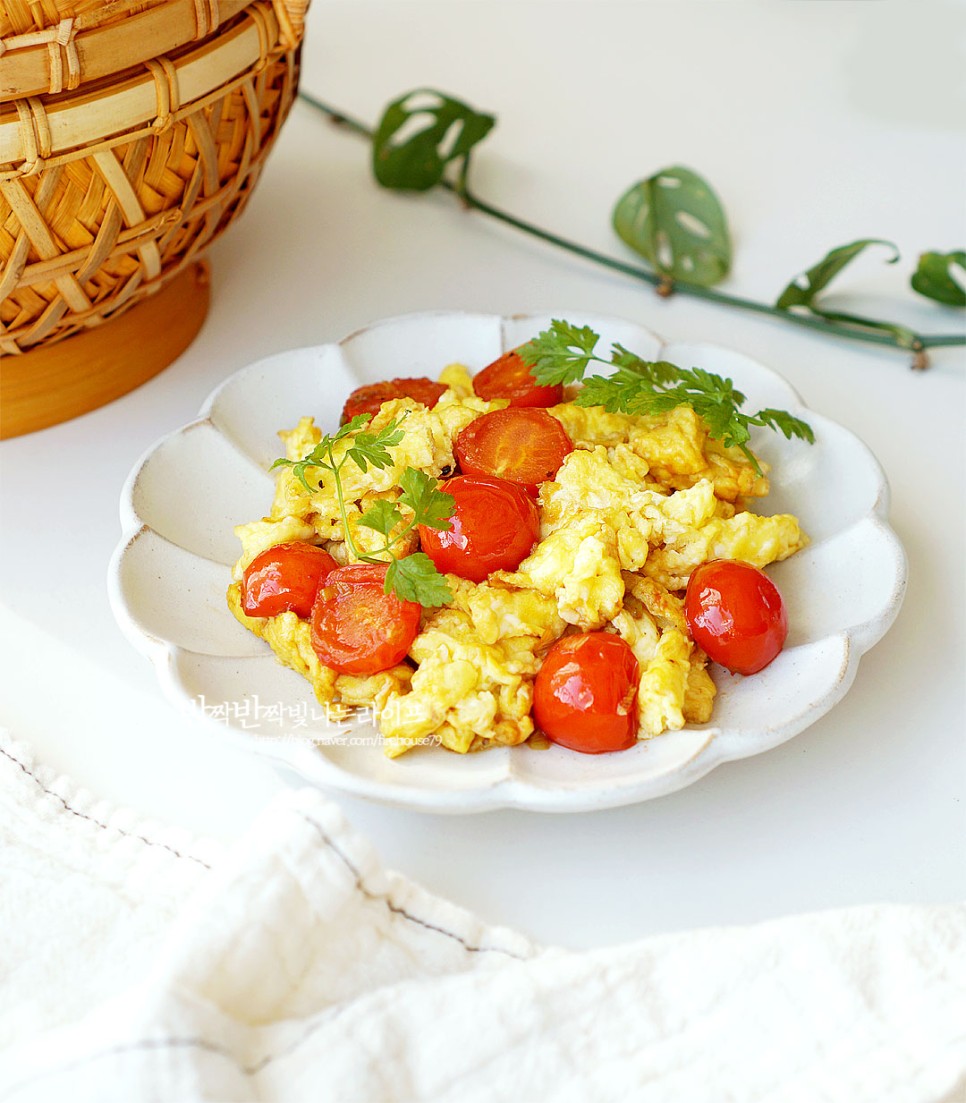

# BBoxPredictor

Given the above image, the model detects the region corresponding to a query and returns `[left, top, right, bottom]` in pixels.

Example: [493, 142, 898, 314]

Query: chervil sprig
[271, 415, 454, 606]
[273, 413, 394, 494]
[520, 320, 601, 386]
[518, 320, 814, 473]
[355, 465, 455, 603]
[385, 552, 454, 606]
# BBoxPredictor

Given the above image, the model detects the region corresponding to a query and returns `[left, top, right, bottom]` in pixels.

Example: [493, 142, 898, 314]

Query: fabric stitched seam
[297, 811, 528, 960]
[0, 1038, 245, 1100]
[2, 1003, 355, 1097]
[0, 776, 530, 1097]
[0, 746, 211, 870]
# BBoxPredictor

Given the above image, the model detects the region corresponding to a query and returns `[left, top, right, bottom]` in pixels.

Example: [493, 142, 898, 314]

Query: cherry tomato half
[472, 349, 564, 408]
[341, 377, 448, 423]
[533, 632, 640, 754]
[310, 562, 421, 675]
[242, 542, 338, 619]
[684, 559, 788, 675]
[418, 474, 539, 584]
[455, 408, 574, 496]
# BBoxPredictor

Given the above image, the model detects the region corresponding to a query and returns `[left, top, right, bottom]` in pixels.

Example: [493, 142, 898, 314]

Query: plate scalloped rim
[108, 310, 907, 813]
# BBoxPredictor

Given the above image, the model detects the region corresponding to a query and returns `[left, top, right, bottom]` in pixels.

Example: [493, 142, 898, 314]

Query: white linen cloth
[1, 730, 964, 1103]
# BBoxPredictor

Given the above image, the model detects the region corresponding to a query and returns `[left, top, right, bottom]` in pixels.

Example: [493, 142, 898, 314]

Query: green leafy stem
[271, 413, 455, 607]
[298, 89, 964, 370]
[518, 319, 814, 475]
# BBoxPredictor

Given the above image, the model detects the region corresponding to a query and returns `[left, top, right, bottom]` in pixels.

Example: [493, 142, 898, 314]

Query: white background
[2, 1, 964, 948]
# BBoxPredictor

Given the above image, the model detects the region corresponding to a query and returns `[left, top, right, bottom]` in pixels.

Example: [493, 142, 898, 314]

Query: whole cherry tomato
[472, 349, 564, 408]
[418, 474, 539, 583]
[341, 377, 448, 423]
[310, 562, 421, 675]
[454, 408, 574, 496]
[685, 559, 788, 675]
[532, 632, 640, 753]
[242, 542, 338, 619]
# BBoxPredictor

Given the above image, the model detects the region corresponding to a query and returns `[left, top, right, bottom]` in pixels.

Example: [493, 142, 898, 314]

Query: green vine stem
[298, 91, 965, 368]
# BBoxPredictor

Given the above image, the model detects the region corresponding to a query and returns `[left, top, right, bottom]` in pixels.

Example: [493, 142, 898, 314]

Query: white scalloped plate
[108, 311, 907, 812]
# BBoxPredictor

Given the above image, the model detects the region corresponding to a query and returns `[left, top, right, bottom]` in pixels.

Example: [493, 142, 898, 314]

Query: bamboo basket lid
[1, 0, 168, 38]
[0, 1, 299, 100]
[0, 0, 309, 437]
[0, 5, 293, 165]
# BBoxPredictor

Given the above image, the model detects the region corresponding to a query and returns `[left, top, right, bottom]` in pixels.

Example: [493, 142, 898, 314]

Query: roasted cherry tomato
[454, 408, 574, 496]
[310, 562, 421, 675]
[472, 349, 564, 408]
[685, 559, 788, 675]
[418, 474, 539, 583]
[533, 632, 640, 754]
[341, 377, 448, 423]
[242, 542, 337, 619]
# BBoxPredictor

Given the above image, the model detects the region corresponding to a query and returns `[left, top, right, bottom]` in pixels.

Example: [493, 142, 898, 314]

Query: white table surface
[2, 1, 964, 950]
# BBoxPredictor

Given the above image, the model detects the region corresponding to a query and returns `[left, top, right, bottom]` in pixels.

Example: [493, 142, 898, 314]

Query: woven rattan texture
[0, 1, 305, 355]
[0, 1, 169, 38]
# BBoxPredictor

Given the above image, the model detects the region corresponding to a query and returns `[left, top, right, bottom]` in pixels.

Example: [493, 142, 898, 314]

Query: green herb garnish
[518, 319, 814, 473]
[271, 415, 454, 607]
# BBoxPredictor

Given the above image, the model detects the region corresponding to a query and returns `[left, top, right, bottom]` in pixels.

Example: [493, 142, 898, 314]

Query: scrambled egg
[229, 363, 807, 755]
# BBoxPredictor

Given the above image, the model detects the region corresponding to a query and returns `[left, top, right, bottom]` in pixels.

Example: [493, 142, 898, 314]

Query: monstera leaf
[613, 167, 732, 286]
[372, 89, 495, 191]
[911, 250, 966, 307]
[776, 239, 918, 349]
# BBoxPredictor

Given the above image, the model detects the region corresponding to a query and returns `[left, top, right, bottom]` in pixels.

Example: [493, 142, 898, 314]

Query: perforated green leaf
[372, 89, 495, 191]
[613, 167, 731, 286]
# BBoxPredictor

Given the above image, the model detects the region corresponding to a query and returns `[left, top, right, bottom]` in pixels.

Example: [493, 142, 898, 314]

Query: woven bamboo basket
[0, 0, 309, 437]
